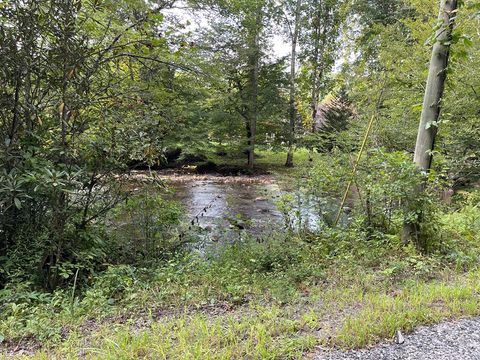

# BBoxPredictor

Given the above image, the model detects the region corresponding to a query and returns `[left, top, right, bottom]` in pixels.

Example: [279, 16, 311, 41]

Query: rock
[395, 330, 405, 345]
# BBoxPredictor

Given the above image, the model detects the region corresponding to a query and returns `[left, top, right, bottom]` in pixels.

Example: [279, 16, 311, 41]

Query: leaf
[0, 334, 4, 344]
[462, 37, 473, 47]
[411, 104, 423, 113]
[14, 197, 21, 209]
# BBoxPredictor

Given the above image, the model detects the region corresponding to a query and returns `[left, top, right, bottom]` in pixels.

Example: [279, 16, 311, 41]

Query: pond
[172, 179, 283, 232]
[160, 174, 329, 241]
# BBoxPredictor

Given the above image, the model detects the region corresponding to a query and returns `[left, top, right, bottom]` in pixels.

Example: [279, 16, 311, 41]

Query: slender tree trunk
[310, 1, 327, 133]
[402, 0, 458, 249]
[246, 120, 253, 163]
[247, 8, 262, 169]
[310, 12, 321, 132]
[2, 70, 22, 255]
[285, 0, 302, 167]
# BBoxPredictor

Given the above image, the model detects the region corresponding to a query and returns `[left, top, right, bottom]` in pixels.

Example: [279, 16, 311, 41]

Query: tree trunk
[402, 0, 458, 249]
[310, 7, 321, 132]
[285, 0, 302, 167]
[246, 120, 253, 164]
[247, 7, 262, 169]
[310, 0, 327, 133]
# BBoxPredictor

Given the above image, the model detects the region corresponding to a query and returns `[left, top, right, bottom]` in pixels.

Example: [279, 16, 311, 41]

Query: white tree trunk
[413, 0, 457, 171]
[403, 0, 458, 248]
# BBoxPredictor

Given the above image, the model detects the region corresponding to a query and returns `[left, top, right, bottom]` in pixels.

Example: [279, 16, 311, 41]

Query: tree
[283, 0, 303, 167]
[194, 0, 281, 167]
[402, 0, 458, 248]
[245, 4, 262, 168]
[0, 0, 180, 288]
[299, 0, 344, 132]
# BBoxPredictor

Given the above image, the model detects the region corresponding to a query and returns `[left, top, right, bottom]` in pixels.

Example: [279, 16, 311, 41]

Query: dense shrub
[107, 192, 188, 264]
[306, 149, 445, 248]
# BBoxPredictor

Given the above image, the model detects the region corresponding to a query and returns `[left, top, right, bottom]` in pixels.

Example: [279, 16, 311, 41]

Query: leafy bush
[107, 191, 187, 264]
[0, 282, 69, 341]
[307, 149, 439, 241]
[438, 191, 480, 269]
[0, 153, 119, 289]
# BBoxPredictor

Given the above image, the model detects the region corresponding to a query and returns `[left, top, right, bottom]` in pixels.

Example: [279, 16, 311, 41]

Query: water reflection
[172, 180, 284, 234]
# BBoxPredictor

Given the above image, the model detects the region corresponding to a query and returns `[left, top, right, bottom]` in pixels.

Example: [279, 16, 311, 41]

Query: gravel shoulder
[316, 317, 480, 360]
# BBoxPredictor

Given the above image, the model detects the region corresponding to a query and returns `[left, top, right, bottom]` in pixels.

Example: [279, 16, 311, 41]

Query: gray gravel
[316, 317, 480, 360]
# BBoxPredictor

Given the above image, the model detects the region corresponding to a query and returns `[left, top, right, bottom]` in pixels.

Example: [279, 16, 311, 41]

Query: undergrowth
[2, 203, 480, 359]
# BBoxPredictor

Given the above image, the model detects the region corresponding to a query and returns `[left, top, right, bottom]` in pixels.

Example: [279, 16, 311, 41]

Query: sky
[163, 3, 292, 59]
[162, 1, 351, 75]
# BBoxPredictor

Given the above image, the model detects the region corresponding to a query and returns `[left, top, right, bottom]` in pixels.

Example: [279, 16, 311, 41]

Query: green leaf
[411, 104, 423, 113]
[13, 197, 21, 209]
[462, 37, 473, 47]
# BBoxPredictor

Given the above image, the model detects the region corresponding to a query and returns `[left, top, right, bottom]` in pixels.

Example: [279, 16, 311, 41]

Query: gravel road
[316, 317, 480, 360]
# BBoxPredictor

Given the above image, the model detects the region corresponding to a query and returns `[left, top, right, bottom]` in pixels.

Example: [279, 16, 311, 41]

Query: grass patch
[29, 306, 317, 359]
[8, 269, 480, 359]
[330, 273, 480, 349]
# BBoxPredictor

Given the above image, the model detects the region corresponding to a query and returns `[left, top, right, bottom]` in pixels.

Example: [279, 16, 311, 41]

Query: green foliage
[0, 282, 69, 341]
[108, 191, 187, 264]
[3, 220, 480, 356]
[0, 149, 114, 287]
[438, 191, 480, 269]
[307, 149, 442, 244]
